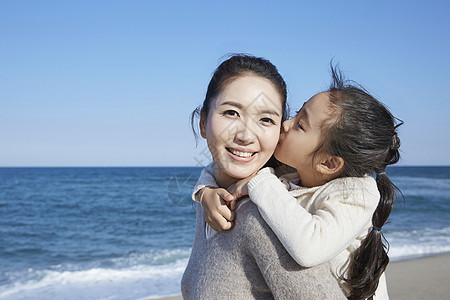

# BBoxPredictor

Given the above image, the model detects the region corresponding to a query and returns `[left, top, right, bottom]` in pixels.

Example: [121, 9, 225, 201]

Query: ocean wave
[386, 227, 450, 261]
[386, 226, 450, 241]
[2, 238, 450, 299]
[0, 258, 189, 300]
[389, 244, 450, 261]
[111, 248, 192, 267]
[0, 248, 192, 300]
[393, 176, 450, 196]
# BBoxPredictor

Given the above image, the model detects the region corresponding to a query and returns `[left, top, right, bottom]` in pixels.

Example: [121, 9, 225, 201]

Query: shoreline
[150, 252, 450, 300]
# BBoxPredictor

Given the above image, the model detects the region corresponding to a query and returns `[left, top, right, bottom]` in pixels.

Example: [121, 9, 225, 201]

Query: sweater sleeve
[191, 163, 218, 202]
[247, 172, 380, 267]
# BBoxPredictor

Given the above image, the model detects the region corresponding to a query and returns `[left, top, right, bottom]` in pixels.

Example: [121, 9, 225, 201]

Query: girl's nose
[282, 119, 292, 133]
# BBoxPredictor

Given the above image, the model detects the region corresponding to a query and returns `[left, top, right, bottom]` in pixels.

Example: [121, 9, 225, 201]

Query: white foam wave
[0, 257, 189, 300]
[111, 248, 191, 267]
[386, 227, 450, 261]
[389, 244, 450, 261]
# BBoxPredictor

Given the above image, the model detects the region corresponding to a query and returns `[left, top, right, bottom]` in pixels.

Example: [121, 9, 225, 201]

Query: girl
[195, 66, 402, 300]
[181, 55, 346, 299]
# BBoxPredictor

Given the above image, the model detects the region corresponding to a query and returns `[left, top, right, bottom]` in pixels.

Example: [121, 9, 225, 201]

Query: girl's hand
[200, 187, 236, 231]
[227, 175, 256, 210]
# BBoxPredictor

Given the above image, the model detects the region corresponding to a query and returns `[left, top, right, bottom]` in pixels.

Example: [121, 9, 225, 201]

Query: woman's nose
[235, 120, 255, 144]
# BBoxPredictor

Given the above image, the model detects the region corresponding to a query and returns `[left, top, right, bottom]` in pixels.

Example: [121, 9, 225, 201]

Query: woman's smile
[226, 147, 258, 162]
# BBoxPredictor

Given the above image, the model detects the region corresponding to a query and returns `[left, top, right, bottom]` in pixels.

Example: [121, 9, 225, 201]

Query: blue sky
[1, 0, 449, 166]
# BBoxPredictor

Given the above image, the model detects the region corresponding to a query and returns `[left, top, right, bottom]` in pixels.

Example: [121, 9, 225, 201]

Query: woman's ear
[316, 155, 344, 176]
[199, 108, 207, 139]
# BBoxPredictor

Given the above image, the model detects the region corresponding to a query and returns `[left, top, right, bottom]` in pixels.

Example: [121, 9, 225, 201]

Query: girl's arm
[200, 187, 235, 231]
[247, 172, 379, 267]
[192, 163, 218, 201]
[192, 163, 235, 231]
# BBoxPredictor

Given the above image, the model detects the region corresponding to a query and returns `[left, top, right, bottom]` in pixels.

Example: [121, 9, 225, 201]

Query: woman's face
[201, 75, 283, 187]
[274, 92, 334, 187]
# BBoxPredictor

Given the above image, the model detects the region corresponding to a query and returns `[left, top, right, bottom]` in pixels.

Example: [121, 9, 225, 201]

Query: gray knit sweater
[181, 200, 346, 299]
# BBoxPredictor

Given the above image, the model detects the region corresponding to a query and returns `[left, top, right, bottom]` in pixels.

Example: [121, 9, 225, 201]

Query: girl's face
[274, 92, 335, 187]
[201, 75, 283, 188]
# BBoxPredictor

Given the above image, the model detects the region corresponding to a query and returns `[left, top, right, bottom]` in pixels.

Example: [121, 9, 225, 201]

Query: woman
[181, 54, 345, 299]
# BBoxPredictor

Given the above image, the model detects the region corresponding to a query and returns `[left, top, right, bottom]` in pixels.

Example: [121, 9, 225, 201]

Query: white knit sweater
[193, 164, 389, 299]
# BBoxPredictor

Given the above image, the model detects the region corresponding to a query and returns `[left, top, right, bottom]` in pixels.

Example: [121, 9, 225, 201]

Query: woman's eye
[261, 117, 275, 125]
[296, 122, 304, 130]
[224, 110, 239, 117]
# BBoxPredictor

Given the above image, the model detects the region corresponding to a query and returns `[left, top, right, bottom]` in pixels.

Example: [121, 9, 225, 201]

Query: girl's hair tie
[372, 226, 382, 232]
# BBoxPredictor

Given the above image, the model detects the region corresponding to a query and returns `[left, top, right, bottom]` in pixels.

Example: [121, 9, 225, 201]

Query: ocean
[0, 166, 449, 299]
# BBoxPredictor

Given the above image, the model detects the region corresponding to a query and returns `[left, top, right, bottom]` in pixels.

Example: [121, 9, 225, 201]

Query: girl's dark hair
[191, 54, 289, 140]
[318, 65, 402, 300]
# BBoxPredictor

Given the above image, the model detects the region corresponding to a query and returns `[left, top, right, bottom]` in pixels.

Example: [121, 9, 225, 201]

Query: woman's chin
[215, 158, 269, 184]
[225, 168, 257, 181]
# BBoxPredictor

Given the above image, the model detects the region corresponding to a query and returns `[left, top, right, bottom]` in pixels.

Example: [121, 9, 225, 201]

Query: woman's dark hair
[191, 54, 289, 140]
[317, 65, 403, 300]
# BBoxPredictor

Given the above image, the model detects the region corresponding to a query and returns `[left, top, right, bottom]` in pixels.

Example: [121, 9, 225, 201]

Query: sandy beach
[152, 253, 450, 300]
[385, 253, 450, 299]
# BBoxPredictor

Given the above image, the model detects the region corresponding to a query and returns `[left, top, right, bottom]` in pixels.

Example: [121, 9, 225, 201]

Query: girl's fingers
[202, 189, 235, 231]
[208, 218, 223, 232]
[226, 184, 237, 196]
[220, 220, 233, 231]
[205, 219, 216, 231]
[229, 200, 236, 211]
[219, 206, 234, 222]
[206, 212, 233, 231]
[217, 189, 235, 202]
[227, 184, 248, 200]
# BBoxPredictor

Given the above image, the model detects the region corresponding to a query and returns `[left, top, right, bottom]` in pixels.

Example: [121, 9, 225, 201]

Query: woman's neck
[213, 165, 238, 188]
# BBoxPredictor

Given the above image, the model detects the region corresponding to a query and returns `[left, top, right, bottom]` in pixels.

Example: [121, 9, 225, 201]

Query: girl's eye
[296, 122, 304, 130]
[261, 117, 275, 125]
[224, 110, 239, 117]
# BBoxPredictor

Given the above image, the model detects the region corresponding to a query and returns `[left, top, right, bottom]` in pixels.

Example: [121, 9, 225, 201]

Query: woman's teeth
[229, 149, 254, 158]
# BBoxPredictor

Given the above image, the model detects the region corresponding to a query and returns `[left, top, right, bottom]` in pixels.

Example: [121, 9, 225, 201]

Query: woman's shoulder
[234, 200, 284, 245]
[234, 200, 266, 232]
[232, 200, 294, 262]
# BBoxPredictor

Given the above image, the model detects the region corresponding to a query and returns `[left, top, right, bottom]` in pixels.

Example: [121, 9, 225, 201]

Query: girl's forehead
[306, 92, 332, 110]
[300, 92, 335, 124]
